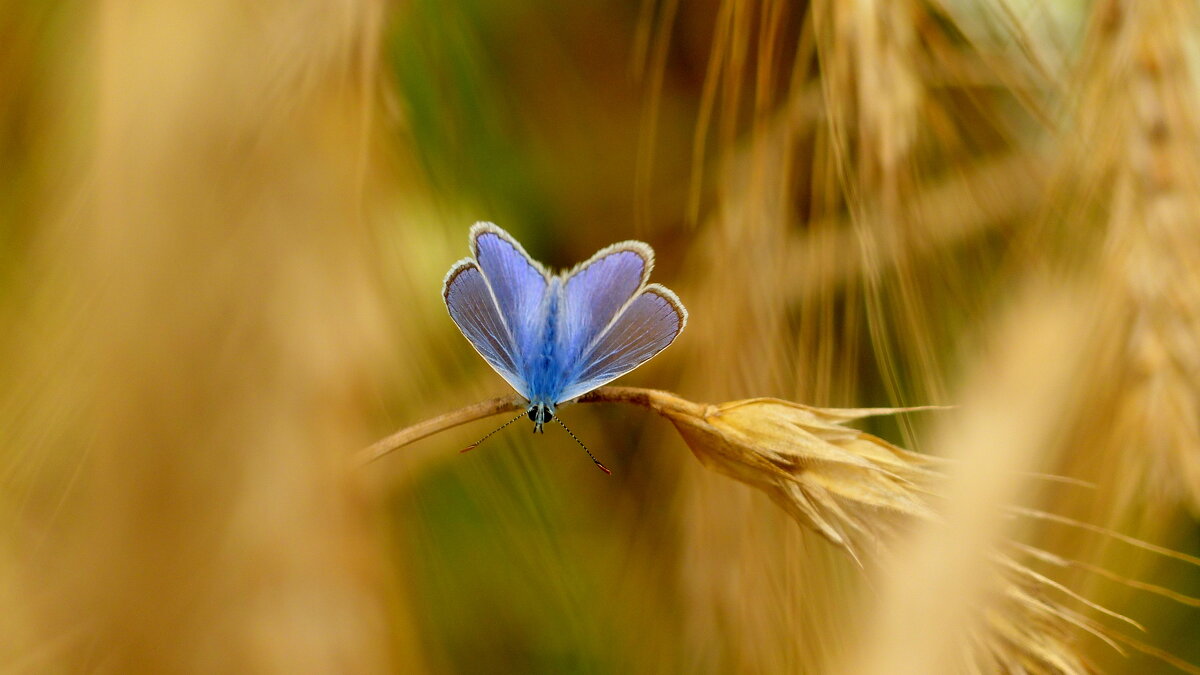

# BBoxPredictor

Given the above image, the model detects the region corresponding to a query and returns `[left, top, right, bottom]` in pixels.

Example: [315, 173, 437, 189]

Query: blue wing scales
[442, 260, 530, 397]
[471, 223, 550, 370]
[556, 284, 687, 403]
[556, 243, 652, 368]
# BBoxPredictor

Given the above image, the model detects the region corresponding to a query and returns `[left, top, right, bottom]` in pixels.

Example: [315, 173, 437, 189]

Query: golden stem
[357, 386, 703, 466]
[575, 385, 701, 416]
[357, 395, 521, 465]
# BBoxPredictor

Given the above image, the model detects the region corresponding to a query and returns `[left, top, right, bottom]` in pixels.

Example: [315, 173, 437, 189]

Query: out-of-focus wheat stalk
[848, 289, 1105, 675]
[1083, 1, 1200, 515]
[1009, 6, 1200, 667]
[0, 1, 414, 671]
[789, 151, 1050, 301]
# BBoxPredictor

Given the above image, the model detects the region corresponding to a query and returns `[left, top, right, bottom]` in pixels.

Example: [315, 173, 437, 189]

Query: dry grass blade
[980, 573, 1115, 674]
[1009, 506, 1200, 567]
[1011, 541, 1200, 610]
[657, 396, 941, 562]
[357, 395, 522, 465]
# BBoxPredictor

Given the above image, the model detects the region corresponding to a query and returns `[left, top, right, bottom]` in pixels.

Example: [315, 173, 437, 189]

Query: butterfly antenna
[461, 411, 526, 453]
[554, 417, 611, 475]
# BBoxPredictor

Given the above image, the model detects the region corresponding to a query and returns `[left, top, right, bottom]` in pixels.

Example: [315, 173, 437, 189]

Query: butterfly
[442, 222, 687, 472]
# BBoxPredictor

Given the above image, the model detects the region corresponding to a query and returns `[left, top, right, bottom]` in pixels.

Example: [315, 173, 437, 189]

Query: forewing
[557, 243, 652, 365]
[471, 223, 549, 366]
[555, 284, 687, 402]
[442, 260, 529, 397]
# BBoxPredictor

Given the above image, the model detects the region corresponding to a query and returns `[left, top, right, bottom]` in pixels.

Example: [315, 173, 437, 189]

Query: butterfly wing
[556, 241, 653, 365]
[470, 223, 550, 372]
[442, 259, 530, 397]
[555, 283, 687, 403]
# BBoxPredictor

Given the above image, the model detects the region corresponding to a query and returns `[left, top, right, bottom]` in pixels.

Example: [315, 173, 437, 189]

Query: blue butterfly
[442, 223, 687, 470]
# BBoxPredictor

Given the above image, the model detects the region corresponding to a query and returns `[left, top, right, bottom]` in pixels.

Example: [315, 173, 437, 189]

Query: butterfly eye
[527, 407, 539, 422]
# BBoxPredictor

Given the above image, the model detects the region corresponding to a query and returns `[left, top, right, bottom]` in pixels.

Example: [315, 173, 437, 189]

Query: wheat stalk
[1092, 1, 1200, 514]
[363, 378, 1193, 672]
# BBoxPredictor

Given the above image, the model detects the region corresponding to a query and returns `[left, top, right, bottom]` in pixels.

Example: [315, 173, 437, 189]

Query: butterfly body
[443, 223, 687, 435]
[525, 277, 563, 408]
[524, 277, 560, 433]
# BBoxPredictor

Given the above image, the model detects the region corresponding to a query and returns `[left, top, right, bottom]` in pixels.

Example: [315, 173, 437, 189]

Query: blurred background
[1, 0, 1198, 672]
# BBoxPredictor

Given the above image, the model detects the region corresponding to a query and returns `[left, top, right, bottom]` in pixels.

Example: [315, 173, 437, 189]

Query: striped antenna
[554, 417, 611, 475]
[461, 411, 526, 453]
